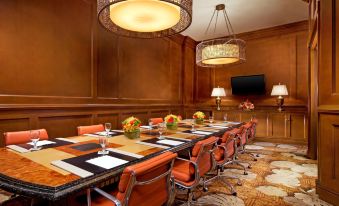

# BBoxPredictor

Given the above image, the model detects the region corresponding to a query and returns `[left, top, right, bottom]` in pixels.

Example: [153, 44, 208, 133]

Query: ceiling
[181, 0, 308, 41]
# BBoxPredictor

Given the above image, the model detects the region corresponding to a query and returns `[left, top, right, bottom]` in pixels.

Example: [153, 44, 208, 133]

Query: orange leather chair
[149, 118, 164, 125]
[204, 129, 245, 196]
[4, 129, 49, 146]
[85, 151, 177, 206]
[172, 136, 218, 205]
[77, 124, 104, 136]
[236, 122, 257, 163]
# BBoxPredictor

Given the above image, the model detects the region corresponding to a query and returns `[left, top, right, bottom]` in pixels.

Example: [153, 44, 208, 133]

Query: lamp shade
[211, 87, 226, 97]
[271, 84, 288, 96]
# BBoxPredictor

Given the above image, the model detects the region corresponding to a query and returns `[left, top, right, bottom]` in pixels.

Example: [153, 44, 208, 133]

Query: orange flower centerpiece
[239, 99, 255, 112]
[122, 116, 141, 139]
[193, 111, 206, 124]
[164, 114, 182, 130]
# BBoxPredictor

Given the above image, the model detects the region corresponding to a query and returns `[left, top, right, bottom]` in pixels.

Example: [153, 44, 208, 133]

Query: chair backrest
[249, 118, 258, 139]
[149, 118, 164, 125]
[77, 124, 104, 136]
[239, 123, 252, 146]
[221, 129, 239, 158]
[4, 129, 49, 146]
[191, 136, 218, 177]
[116, 151, 177, 206]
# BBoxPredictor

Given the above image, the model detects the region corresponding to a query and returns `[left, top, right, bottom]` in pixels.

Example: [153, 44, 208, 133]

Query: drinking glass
[30, 130, 41, 151]
[158, 123, 166, 140]
[148, 119, 153, 132]
[209, 116, 214, 125]
[223, 114, 228, 122]
[98, 136, 109, 155]
[105, 123, 111, 136]
[191, 119, 196, 132]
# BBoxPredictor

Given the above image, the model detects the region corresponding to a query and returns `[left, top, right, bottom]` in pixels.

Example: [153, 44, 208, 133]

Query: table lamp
[211, 87, 226, 110]
[271, 83, 288, 112]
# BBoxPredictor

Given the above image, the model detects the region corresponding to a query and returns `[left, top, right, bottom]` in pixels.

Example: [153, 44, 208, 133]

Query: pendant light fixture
[196, 4, 246, 67]
[97, 0, 193, 38]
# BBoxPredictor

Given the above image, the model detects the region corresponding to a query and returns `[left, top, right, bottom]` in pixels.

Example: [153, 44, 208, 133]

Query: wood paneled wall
[191, 21, 309, 107]
[0, 0, 194, 146]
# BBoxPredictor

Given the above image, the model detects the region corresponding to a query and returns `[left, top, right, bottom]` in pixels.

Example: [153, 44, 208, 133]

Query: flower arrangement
[164, 114, 182, 130]
[239, 99, 255, 111]
[193, 111, 206, 124]
[122, 117, 141, 139]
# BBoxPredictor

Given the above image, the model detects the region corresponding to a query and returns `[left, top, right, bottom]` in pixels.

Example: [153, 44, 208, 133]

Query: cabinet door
[269, 113, 287, 138]
[225, 112, 241, 122]
[288, 113, 308, 143]
[318, 114, 339, 199]
[253, 112, 268, 138]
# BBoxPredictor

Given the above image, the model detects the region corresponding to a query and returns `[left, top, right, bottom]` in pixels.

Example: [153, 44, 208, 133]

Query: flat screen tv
[231, 74, 266, 95]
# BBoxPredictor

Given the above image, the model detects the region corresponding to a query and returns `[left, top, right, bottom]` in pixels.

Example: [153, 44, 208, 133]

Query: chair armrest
[92, 187, 122, 206]
[175, 157, 200, 185]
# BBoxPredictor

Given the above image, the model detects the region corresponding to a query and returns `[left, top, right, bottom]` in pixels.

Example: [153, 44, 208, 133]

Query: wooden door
[317, 0, 339, 204]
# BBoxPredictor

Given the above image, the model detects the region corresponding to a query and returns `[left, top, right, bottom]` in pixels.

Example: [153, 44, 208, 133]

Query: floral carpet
[175, 142, 332, 206]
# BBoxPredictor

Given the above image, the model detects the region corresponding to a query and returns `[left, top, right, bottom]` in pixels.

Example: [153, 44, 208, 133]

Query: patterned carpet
[0, 142, 332, 206]
[175, 142, 331, 206]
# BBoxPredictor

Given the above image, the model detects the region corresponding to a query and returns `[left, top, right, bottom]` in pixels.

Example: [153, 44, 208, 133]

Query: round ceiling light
[97, 0, 193, 38]
[196, 38, 246, 67]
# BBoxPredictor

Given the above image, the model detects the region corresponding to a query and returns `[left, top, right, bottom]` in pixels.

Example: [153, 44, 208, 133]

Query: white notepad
[86, 155, 128, 170]
[6, 145, 30, 153]
[140, 126, 152, 129]
[192, 131, 212, 135]
[156, 139, 184, 146]
[95, 132, 116, 136]
[209, 125, 229, 129]
[27, 140, 56, 147]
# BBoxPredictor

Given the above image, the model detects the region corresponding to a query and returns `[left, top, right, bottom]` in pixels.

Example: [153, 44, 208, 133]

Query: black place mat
[141, 137, 186, 147]
[141, 131, 160, 136]
[16, 139, 74, 150]
[62, 151, 138, 174]
[71, 143, 101, 151]
[181, 130, 215, 134]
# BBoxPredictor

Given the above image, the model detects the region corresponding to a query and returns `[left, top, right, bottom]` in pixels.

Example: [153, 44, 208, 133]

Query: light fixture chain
[214, 10, 219, 33]
[223, 9, 236, 38]
[222, 10, 232, 37]
[205, 9, 217, 34]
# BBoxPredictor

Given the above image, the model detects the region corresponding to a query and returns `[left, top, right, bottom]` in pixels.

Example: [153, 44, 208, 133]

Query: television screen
[231, 74, 266, 95]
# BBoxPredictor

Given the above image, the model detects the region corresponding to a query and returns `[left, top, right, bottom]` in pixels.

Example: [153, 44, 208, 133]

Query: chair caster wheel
[248, 165, 252, 169]
[203, 187, 208, 192]
[232, 192, 237, 196]
[256, 154, 260, 157]
[244, 172, 248, 175]
[237, 182, 242, 186]
[254, 159, 257, 161]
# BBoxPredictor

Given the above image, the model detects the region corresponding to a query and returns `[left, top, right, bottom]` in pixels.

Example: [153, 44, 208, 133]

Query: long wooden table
[0, 120, 242, 201]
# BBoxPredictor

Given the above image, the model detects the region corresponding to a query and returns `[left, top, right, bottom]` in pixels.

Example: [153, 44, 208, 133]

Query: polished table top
[0, 120, 242, 201]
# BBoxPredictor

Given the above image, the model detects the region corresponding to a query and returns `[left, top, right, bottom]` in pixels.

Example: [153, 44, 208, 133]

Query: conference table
[0, 120, 242, 201]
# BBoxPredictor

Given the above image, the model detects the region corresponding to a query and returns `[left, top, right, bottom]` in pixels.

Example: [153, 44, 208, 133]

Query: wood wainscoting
[184, 106, 308, 145]
[0, 104, 182, 147]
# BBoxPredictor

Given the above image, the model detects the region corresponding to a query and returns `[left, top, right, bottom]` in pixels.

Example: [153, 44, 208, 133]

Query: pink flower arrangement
[239, 100, 255, 111]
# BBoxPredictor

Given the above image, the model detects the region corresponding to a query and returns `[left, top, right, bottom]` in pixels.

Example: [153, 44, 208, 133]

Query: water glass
[209, 116, 214, 125]
[105, 123, 111, 136]
[30, 130, 41, 151]
[158, 123, 166, 140]
[223, 114, 228, 122]
[148, 119, 153, 132]
[191, 119, 196, 132]
[98, 136, 109, 155]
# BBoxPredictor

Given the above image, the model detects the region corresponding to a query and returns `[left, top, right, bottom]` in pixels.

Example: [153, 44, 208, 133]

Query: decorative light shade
[197, 38, 246, 67]
[97, 0, 193, 38]
[196, 4, 246, 67]
[211, 87, 226, 97]
[271, 84, 288, 96]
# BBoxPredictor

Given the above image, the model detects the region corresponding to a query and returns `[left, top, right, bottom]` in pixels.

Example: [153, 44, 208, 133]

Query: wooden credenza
[184, 107, 308, 144]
